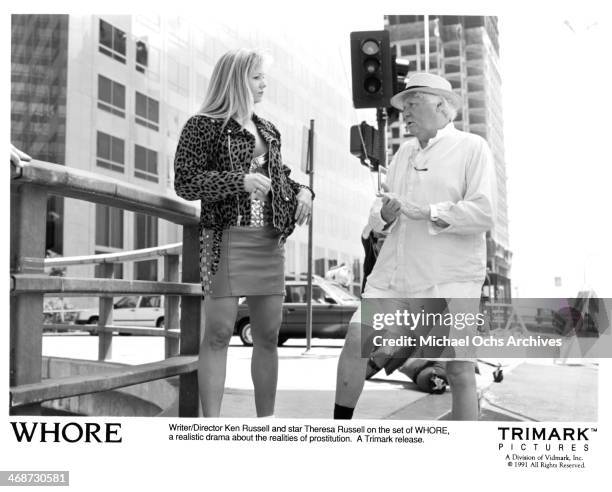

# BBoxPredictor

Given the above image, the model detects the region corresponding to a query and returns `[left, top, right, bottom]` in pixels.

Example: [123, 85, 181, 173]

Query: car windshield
[323, 282, 359, 302]
[285, 282, 359, 303]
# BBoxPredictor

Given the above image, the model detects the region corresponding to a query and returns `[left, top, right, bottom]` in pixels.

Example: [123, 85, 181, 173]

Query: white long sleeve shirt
[366, 123, 497, 294]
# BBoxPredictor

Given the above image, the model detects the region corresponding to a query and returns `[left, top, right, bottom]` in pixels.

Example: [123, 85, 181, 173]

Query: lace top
[248, 152, 273, 226]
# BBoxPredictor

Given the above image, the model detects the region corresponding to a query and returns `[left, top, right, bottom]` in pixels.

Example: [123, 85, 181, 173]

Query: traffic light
[350, 30, 394, 108]
[393, 58, 411, 95]
[388, 58, 411, 122]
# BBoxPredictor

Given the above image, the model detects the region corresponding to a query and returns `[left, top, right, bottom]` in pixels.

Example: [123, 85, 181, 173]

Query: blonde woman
[174, 49, 314, 417]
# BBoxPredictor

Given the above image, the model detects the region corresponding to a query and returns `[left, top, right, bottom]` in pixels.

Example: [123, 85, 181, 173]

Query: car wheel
[88, 316, 99, 335]
[156, 317, 164, 329]
[277, 335, 289, 347]
[238, 319, 253, 346]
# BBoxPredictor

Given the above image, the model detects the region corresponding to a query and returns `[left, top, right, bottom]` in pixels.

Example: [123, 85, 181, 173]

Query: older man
[334, 73, 496, 420]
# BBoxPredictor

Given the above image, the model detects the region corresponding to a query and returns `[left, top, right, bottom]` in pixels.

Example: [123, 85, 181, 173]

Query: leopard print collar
[223, 113, 279, 146]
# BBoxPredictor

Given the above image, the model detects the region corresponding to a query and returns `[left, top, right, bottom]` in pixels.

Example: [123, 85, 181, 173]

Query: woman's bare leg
[246, 295, 284, 417]
[198, 296, 239, 417]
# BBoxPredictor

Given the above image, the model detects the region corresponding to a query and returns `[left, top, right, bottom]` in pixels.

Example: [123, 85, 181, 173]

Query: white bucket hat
[390, 72, 462, 111]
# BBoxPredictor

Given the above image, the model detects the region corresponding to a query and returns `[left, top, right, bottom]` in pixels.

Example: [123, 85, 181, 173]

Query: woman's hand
[295, 188, 312, 226]
[10, 144, 31, 170]
[244, 173, 271, 195]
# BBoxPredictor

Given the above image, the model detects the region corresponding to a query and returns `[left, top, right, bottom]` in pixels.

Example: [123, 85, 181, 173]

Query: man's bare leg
[334, 321, 373, 417]
[446, 360, 479, 420]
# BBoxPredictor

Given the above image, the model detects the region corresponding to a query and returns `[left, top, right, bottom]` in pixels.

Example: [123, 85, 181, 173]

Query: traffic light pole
[376, 107, 388, 190]
[304, 119, 315, 354]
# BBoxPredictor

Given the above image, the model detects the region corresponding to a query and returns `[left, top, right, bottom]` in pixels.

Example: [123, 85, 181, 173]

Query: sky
[499, 10, 612, 297]
[4, 0, 612, 298]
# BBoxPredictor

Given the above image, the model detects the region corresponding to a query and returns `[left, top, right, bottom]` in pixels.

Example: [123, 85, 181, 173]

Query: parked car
[75, 295, 165, 331]
[43, 298, 79, 331]
[72, 278, 360, 344]
[233, 278, 359, 346]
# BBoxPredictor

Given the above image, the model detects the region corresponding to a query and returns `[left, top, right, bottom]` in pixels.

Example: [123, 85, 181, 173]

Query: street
[42, 334, 598, 421]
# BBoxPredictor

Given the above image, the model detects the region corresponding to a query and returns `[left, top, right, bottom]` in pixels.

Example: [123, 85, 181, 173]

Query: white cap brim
[390, 87, 462, 111]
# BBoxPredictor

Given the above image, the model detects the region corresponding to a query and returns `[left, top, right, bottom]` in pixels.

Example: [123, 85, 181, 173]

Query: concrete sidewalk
[220, 341, 433, 419]
[478, 360, 598, 421]
[219, 345, 598, 421]
[43, 335, 599, 421]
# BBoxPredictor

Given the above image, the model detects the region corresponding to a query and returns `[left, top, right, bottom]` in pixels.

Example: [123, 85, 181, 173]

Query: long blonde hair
[199, 48, 267, 126]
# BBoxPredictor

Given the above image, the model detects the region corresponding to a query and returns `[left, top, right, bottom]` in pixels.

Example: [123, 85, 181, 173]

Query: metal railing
[41, 243, 185, 356]
[10, 159, 202, 416]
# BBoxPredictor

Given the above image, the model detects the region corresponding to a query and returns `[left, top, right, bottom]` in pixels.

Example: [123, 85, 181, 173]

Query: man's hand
[378, 183, 402, 224]
[379, 183, 430, 222]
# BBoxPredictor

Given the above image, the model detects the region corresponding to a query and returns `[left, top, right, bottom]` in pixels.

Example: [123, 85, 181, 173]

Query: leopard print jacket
[173, 113, 312, 296]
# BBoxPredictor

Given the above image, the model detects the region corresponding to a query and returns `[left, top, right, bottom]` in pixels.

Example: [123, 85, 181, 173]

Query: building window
[391, 127, 400, 139]
[135, 92, 159, 130]
[285, 240, 296, 279]
[392, 143, 400, 154]
[400, 44, 417, 57]
[95, 204, 124, 248]
[138, 15, 160, 29]
[94, 261, 123, 279]
[45, 196, 64, 256]
[97, 75, 125, 117]
[314, 246, 326, 277]
[298, 242, 308, 277]
[99, 19, 126, 63]
[195, 73, 209, 102]
[168, 57, 189, 96]
[96, 131, 124, 173]
[134, 213, 158, 280]
[167, 17, 189, 45]
[328, 256, 339, 270]
[135, 40, 148, 73]
[134, 144, 158, 182]
[147, 46, 161, 81]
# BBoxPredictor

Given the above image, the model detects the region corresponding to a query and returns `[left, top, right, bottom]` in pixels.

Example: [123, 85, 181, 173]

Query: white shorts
[352, 281, 482, 361]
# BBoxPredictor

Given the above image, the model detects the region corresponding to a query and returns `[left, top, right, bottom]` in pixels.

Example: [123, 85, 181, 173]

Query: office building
[11, 14, 373, 304]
